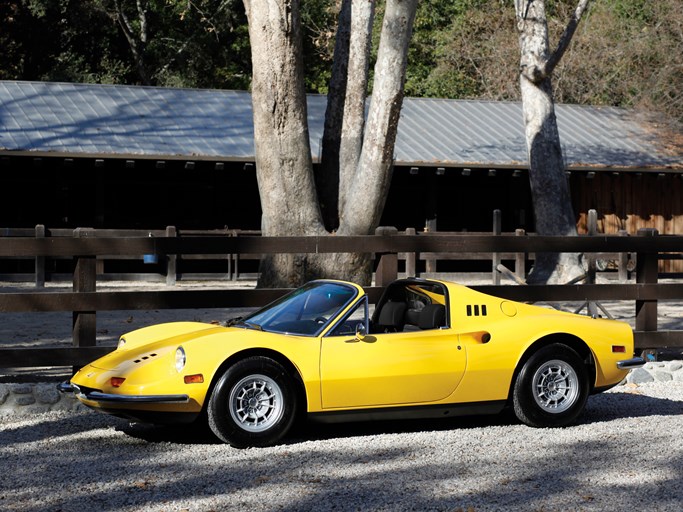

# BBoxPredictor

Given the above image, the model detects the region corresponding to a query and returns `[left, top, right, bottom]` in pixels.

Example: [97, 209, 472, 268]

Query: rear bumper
[58, 381, 189, 404]
[616, 357, 646, 370]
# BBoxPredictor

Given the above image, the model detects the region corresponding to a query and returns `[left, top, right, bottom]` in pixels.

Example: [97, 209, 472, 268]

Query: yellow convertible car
[59, 278, 644, 448]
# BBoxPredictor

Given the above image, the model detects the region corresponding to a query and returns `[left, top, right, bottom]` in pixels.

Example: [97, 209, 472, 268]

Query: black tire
[207, 356, 298, 448]
[512, 344, 589, 428]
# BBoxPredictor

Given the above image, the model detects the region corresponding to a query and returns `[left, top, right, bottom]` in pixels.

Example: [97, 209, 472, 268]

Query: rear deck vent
[466, 304, 488, 317]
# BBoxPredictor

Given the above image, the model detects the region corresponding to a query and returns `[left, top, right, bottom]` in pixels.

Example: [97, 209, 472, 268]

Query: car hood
[90, 322, 240, 371]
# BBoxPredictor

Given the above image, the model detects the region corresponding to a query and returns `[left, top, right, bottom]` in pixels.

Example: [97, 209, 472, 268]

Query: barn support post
[72, 228, 97, 371]
[166, 226, 177, 286]
[405, 227, 417, 277]
[492, 209, 502, 285]
[375, 226, 399, 287]
[635, 228, 659, 334]
[35, 224, 45, 288]
[424, 169, 438, 274]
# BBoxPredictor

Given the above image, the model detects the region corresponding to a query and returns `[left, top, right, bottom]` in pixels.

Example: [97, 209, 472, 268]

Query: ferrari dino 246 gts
[59, 278, 644, 447]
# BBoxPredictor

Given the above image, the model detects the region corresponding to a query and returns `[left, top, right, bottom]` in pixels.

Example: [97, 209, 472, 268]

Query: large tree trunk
[338, 0, 418, 237]
[243, 0, 416, 287]
[244, 0, 326, 288]
[515, 0, 590, 284]
[520, 75, 583, 284]
[317, 0, 375, 231]
[338, 0, 375, 218]
[323, 0, 417, 286]
[317, 0, 351, 231]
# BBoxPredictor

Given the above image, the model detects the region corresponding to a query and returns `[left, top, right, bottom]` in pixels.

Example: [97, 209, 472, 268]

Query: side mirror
[355, 322, 367, 341]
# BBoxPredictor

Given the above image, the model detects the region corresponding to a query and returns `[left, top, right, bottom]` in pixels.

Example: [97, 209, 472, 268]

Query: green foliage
[1, 0, 680, 123]
[300, 0, 337, 93]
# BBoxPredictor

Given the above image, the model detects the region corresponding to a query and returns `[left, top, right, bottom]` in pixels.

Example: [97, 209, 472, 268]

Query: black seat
[418, 304, 446, 330]
[375, 301, 407, 332]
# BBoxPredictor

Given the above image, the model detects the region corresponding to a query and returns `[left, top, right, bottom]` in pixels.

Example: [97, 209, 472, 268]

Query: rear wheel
[513, 344, 589, 427]
[207, 356, 298, 448]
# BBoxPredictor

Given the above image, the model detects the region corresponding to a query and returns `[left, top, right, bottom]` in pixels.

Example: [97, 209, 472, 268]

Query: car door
[320, 300, 466, 409]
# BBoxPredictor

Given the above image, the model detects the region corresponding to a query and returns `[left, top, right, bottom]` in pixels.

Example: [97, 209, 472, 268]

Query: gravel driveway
[1, 381, 682, 512]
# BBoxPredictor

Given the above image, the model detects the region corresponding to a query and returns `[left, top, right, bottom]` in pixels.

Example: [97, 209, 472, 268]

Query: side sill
[308, 400, 507, 424]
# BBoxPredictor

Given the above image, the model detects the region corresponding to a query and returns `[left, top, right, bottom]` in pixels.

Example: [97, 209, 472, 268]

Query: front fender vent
[133, 353, 159, 364]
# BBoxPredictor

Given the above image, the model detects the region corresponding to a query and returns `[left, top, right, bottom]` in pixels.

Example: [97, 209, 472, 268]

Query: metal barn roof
[0, 80, 680, 171]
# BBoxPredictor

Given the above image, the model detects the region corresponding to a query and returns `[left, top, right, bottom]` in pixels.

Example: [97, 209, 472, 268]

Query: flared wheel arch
[202, 348, 308, 419]
[508, 334, 596, 404]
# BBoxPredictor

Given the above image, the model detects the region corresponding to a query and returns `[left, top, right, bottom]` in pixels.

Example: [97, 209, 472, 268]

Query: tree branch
[546, 0, 591, 76]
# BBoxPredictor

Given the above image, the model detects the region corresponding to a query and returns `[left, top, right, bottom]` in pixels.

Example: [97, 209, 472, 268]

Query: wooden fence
[1, 227, 682, 369]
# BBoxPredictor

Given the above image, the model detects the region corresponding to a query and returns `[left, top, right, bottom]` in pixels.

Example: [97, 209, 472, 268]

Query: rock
[0, 384, 9, 405]
[15, 395, 36, 406]
[667, 362, 682, 372]
[11, 384, 33, 394]
[654, 371, 673, 382]
[628, 368, 655, 384]
[35, 384, 61, 405]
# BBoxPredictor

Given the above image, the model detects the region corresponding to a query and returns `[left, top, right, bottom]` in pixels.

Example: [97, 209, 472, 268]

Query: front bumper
[616, 357, 646, 370]
[58, 381, 190, 404]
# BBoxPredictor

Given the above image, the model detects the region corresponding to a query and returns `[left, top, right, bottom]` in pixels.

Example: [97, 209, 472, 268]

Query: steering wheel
[314, 317, 327, 324]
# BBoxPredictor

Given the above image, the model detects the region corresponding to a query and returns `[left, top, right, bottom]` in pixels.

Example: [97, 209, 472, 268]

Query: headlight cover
[175, 346, 186, 373]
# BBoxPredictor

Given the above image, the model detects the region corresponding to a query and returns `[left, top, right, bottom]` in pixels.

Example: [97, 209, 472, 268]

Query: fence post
[35, 224, 45, 288]
[618, 229, 629, 282]
[492, 210, 501, 285]
[375, 226, 398, 287]
[166, 226, 177, 286]
[635, 228, 658, 333]
[586, 210, 599, 317]
[405, 227, 417, 277]
[72, 228, 97, 368]
[515, 228, 526, 281]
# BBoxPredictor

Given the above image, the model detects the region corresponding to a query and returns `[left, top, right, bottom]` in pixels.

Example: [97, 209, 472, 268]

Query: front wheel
[512, 344, 589, 428]
[207, 356, 298, 448]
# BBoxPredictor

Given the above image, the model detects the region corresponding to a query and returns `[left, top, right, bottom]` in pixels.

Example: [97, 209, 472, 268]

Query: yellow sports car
[59, 278, 644, 448]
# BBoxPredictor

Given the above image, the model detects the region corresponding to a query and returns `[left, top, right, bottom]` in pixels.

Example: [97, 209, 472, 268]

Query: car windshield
[239, 281, 358, 336]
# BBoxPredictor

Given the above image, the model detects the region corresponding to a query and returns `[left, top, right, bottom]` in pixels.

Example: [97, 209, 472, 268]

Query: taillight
[612, 345, 626, 353]
[110, 377, 126, 388]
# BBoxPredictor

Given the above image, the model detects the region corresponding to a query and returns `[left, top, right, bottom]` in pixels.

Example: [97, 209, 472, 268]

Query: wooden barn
[1, 80, 681, 271]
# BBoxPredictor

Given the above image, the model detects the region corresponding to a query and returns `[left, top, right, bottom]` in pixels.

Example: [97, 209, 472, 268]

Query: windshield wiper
[226, 317, 263, 331]
[225, 316, 243, 327]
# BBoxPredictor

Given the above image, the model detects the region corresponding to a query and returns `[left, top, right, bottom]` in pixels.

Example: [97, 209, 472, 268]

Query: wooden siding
[573, 173, 683, 272]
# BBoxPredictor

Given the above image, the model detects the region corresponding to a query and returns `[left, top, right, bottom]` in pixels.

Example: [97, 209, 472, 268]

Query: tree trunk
[338, 0, 418, 237]
[243, 0, 326, 288]
[520, 75, 583, 284]
[318, 0, 376, 231]
[114, 0, 151, 85]
[516, 0, 587, 284]
[317, 0, 351, 231]
[338, 0, 375, 218]
[243, 0, 416, 287]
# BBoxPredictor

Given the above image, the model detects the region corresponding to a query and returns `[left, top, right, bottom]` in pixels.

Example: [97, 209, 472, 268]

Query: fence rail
[1, 226, 682, 369]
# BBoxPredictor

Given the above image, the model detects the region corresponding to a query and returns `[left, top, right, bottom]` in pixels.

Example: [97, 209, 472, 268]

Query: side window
[328, 298, 368, 337]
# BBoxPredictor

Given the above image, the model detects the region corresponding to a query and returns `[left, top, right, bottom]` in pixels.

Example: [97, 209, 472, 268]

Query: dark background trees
[2, 0, 681, 124]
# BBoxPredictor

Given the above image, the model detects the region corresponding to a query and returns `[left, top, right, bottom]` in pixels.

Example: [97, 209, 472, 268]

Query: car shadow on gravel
[109, 391, 682, 446]
[582, 389, 683, 424]
[117, 419, 223, 445]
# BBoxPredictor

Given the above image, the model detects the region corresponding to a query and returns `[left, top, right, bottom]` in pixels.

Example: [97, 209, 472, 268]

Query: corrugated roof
[0, 80, 680, 171]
